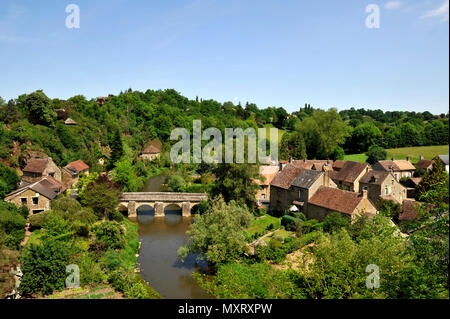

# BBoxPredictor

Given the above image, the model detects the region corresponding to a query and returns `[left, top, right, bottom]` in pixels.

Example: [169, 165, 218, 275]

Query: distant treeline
[0, 90, 448, 172]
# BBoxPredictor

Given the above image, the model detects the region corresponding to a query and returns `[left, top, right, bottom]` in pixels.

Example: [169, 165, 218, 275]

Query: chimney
[303, 159, 307, 163]
[420, 155, 424, 160]
[406, 156, 410, 162]
[391, 156, 395, 161]
[289, 156, 293, 163]
[279, 162, 283, 171]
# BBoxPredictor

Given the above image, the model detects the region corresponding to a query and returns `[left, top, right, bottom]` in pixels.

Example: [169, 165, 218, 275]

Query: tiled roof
[65, 160, 89, 173]
[332, 160, 346, 170]
[7, 176, 65, 200]
[399, 200, 420, 221]
[308, 186, 364, 215]
[270, 164, 304, 189]
[142, 145, 160, 154]
[331, 161, 369, 183]
[291, 160, 332, 171]
[23, 158, 50, 173]
[359, 170, 390, 185]
[379, 195, 400, 203]
[375, 160, 415, 172]
[415, 159, 434, 170]
[292, 169, 322, 189]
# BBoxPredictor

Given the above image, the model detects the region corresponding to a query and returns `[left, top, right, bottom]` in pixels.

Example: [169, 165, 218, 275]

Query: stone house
[401, 177, 422, 198]
[140, 145, 161, 161]
[5, 176, 66, 214]
[359, 170, 408, 206]
[372, 157, 416, 181]
[254, 165, 280, 207]
[21, 157, 61, 184]
[269, 164, 336, 214]
[414, 157, 434, 171]
[62, 160, 90, 188]
[307, 187, 377, 221]
[330, 161, 370, 192]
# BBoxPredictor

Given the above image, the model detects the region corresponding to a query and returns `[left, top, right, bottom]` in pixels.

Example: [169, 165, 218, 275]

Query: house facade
[359, 170, 408, 206]
[140, 145, 161, 161]
[269, 164, 336, 214]
[372, 157, 416, 180]
[5, 176, 66, 214]
[62, 160, 90, 188]
[254, 165, 279, 206]
[307, 187, 377, 221]
[21, 157, 61, 184]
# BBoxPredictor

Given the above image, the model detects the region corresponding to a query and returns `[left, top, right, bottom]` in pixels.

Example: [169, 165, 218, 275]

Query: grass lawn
[246, 214, 281, 239]
[344, 145, 449, 163]
[263, 229, 294, 244]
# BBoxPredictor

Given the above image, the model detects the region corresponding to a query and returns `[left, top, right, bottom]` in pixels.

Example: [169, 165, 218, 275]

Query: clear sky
[0, 0, 448, 114]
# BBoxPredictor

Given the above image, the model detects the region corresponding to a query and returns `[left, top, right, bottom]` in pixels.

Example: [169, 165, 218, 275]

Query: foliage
[92, 221, 126, 250]
[322, 212, 351, 233]
[81, 175, 122, 219]
[195, 262, 302, 299]
[178, 196, 253, 264]
[0, 163, 20, 199]
[108, 270, 162, 299]
[19, 240, 72, 296]
[376, 197, 402, 220]
[0, 201, 26, 249]
[366, 144, 387, 165]
[415, 156, 448, 200]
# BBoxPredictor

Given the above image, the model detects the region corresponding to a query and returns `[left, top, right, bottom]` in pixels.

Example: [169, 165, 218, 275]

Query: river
[130, 173, 211, 299]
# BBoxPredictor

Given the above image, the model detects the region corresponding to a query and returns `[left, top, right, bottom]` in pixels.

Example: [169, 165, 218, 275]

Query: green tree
[212, 163, 260, 209]
[416, 156, 447, 200]
[82, 175, 122, 219]
[366, 144, 387, 165]
[24, 90, 56, 126]
[0, 163, 20, 199]
[92, 221, 126, 250]
[167, 174, 186, 192]
[300, 109, 350, 159]
[19, 240, 71, 296]
[109, 128, 124, 170]
[348, 122, 382, 153]
[178, 197, 253, 264]
[329, 146, 345, 161]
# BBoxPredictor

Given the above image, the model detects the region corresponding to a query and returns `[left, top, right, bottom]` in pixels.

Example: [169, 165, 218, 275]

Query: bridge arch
[119, 192, 208, 218]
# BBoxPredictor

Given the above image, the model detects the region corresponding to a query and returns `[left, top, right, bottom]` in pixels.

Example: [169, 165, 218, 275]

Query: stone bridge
[119, 192, 208, 217]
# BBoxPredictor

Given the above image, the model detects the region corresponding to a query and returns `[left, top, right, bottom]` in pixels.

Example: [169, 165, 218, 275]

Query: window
[32, 197, 39, 205]
[261, 194, 265, 199]
[298, 190, 303, 200]
[394, 174, 398, 180]
[362, 186, 368, 191]
[392, 180, 394, 185]
[385, 186, 388, 195]
[21, 198, 27, 205]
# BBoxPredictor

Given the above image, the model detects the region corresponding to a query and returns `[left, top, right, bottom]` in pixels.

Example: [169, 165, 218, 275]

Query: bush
[297, 219, 323, 234]
[92, 221, 126, 250]
[108, 270, 161, 299]
[281, 215, 300, 231]
[323, 212, 351, 233]
[100, 249, 122, 271]
[76, 254, 106, 286]
[19, 240, 72, 296]
[108, 210, 124, 222]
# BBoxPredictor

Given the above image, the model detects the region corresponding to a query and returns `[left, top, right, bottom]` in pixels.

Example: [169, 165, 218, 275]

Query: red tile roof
[291, 160, 333, 171]
[359, 170, 391, 185]
[270, 164, 304, 189]
[308, 186, 364, 215]
[375, 160, 416, 172]
[66, 160, 89, 173]
[332, 160, 346, 170]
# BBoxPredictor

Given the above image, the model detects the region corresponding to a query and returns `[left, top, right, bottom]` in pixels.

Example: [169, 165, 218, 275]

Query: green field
[344, 145, 449, 163]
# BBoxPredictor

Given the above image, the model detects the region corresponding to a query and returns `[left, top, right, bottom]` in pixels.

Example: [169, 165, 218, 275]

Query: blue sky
[0, 0, 448, 114]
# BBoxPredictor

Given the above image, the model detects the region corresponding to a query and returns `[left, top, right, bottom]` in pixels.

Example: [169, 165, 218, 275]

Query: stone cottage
[21, 157, 61, 184]
[359, 170, 408, 206]
[330, 161, 370, 192]
[62, 160, 90, 188]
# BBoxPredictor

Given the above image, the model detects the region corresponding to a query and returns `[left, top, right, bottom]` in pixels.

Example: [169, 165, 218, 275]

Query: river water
[131, 173, 211, 299]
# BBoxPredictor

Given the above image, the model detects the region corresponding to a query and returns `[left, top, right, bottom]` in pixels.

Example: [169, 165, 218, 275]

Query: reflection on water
[133, 208, 211, 299]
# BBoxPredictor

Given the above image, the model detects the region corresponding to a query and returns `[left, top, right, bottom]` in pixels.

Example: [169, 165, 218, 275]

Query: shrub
[323, 212, 351, 233]
[108, 270, 161, 299]
[19, 240, 72, 296]
[108, 210, 124, 222]
[76, 254, 106, 286]
[92, 221, 126, 250]
[281, 215, 300, 231]
[100, 249, 122, 271]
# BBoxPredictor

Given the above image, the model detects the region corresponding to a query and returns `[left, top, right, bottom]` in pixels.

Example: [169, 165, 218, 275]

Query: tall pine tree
[108, 128, 124, 170]
[415, 156, 448, 200]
